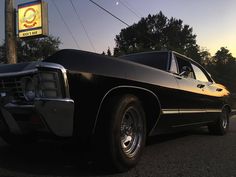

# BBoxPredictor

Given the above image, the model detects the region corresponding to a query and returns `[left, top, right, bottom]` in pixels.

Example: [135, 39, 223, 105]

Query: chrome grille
[0, 77, 24, 102]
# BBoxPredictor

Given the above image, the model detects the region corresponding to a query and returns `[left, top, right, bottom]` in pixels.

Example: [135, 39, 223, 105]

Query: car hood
[0, 61, 40, 74]
[43, 49, 123, 71]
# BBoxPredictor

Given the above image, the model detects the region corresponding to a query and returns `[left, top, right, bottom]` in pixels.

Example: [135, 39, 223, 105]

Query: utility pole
[5, 0, 17, 64]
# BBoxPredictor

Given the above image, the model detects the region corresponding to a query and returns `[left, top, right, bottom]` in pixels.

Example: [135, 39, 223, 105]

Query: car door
[173, 53, 207, 126]
[190, 62, 226, 122]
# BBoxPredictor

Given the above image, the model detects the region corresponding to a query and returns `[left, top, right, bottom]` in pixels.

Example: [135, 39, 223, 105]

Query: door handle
[197, 84, 205, 89]
[174, 76, 182, 80]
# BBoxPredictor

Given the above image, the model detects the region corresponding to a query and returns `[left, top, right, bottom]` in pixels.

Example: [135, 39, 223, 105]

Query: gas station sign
[18, 0, 48, 38]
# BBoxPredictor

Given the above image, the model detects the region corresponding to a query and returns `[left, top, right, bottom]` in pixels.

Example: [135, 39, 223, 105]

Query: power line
[89, 0, 156, 45]
[51, 0, 80, 49]
[88, 0, 130, 27]
[121, 0, 144, 17]
[116, 0, 141, 19]
[69, 0, 96, 52]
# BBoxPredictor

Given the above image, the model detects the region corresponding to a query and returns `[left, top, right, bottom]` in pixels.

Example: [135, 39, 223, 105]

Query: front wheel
[208, 108, 229, 135]
[110, 95, 146, 172]
[96, 94, 146, 172]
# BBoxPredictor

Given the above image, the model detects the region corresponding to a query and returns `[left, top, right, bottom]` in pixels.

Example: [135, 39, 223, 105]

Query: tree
[0, 35, 61, 63]
[213, 47, 235, 65]
[210, 47, 235, 81]
[206, 47, 236, 93]
[113, 11, 201, 62]
[199, 48, 212, 66]
[101, 47, 112, 56]
[107, 47, 112, 56]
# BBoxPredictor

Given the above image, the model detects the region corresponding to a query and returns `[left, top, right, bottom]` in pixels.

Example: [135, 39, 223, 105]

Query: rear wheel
[208, 108, 229, 135]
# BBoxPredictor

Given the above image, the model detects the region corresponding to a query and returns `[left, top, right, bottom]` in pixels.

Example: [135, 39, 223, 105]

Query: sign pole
[5, 0, 17, 64]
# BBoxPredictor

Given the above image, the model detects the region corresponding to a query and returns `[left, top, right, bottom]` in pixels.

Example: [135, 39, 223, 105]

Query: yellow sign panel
[18, 1, 48, 38]
[18, 3, 42, 31]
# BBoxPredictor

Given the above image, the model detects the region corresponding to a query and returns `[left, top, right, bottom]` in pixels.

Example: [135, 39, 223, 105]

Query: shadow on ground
[0, 127, 210, 176]
[146, 127, 210, 146]
[0, 140, 106, 177]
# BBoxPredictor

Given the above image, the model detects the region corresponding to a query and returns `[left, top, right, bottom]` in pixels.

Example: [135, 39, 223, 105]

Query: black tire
[208, 108, 229, 135]
[95, 94, 146, 172]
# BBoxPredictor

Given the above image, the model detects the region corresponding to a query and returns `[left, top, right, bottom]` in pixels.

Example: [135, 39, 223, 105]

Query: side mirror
[179, 66, 191, 77]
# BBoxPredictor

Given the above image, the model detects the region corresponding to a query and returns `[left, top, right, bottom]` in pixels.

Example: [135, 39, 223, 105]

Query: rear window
[121, 52, 168, 71]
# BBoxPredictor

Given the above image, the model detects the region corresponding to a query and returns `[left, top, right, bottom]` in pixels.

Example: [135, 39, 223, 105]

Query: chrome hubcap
[120, 107, 143, 158]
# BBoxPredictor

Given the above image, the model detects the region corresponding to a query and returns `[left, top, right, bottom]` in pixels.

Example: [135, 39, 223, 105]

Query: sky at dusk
[0, 0, 235, 57]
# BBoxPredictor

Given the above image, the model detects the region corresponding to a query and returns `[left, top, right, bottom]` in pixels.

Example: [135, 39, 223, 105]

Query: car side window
[169, 53, 178, 74]
[176, 56, 194, 79]
[122, 52, 168, 71]
[191, 63, 209, 82]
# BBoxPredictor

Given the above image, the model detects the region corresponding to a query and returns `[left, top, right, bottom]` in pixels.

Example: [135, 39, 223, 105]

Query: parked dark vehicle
[0, 49, 233, 172]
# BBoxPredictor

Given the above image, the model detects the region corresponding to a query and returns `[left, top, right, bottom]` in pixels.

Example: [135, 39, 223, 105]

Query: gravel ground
[0, 116, 236, 177]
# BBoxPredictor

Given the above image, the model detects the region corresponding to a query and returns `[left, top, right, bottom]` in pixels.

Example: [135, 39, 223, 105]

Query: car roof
[121, 50, 170, 58]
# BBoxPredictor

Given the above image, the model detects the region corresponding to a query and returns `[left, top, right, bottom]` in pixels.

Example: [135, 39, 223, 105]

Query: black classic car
[0, 49, 233, 171]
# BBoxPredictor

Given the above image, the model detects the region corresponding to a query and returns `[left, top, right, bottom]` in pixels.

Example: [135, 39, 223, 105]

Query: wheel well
[94, 87, 161, 135]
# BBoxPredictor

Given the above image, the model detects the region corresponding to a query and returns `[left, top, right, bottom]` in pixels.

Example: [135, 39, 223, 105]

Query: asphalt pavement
[0, 117, 236, 177]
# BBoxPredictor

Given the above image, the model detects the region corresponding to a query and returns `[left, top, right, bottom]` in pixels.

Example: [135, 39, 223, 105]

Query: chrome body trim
[206, 109, 221, 113]
[1, 98, 74, 137]
[179, 109, 206, 114]
[0, 69, 38, 77]
[162, 109, 222, 115]
[162, 109, 179, 114]
[92, 85, 161, 135]
[34, 98, 74, 103]
[4, 103, 35, 109]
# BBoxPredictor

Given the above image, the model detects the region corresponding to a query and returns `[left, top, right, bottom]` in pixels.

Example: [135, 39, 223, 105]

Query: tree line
[0, 35, 61, 63]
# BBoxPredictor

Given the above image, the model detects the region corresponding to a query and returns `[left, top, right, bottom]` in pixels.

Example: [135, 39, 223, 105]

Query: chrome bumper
[0, 98, 74, 137]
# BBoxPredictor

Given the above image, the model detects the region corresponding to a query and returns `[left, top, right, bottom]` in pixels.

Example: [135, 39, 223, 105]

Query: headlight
[39, 71, 62, 98]
[21, 77, 36, 101]
[21, 71, 63, 101]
